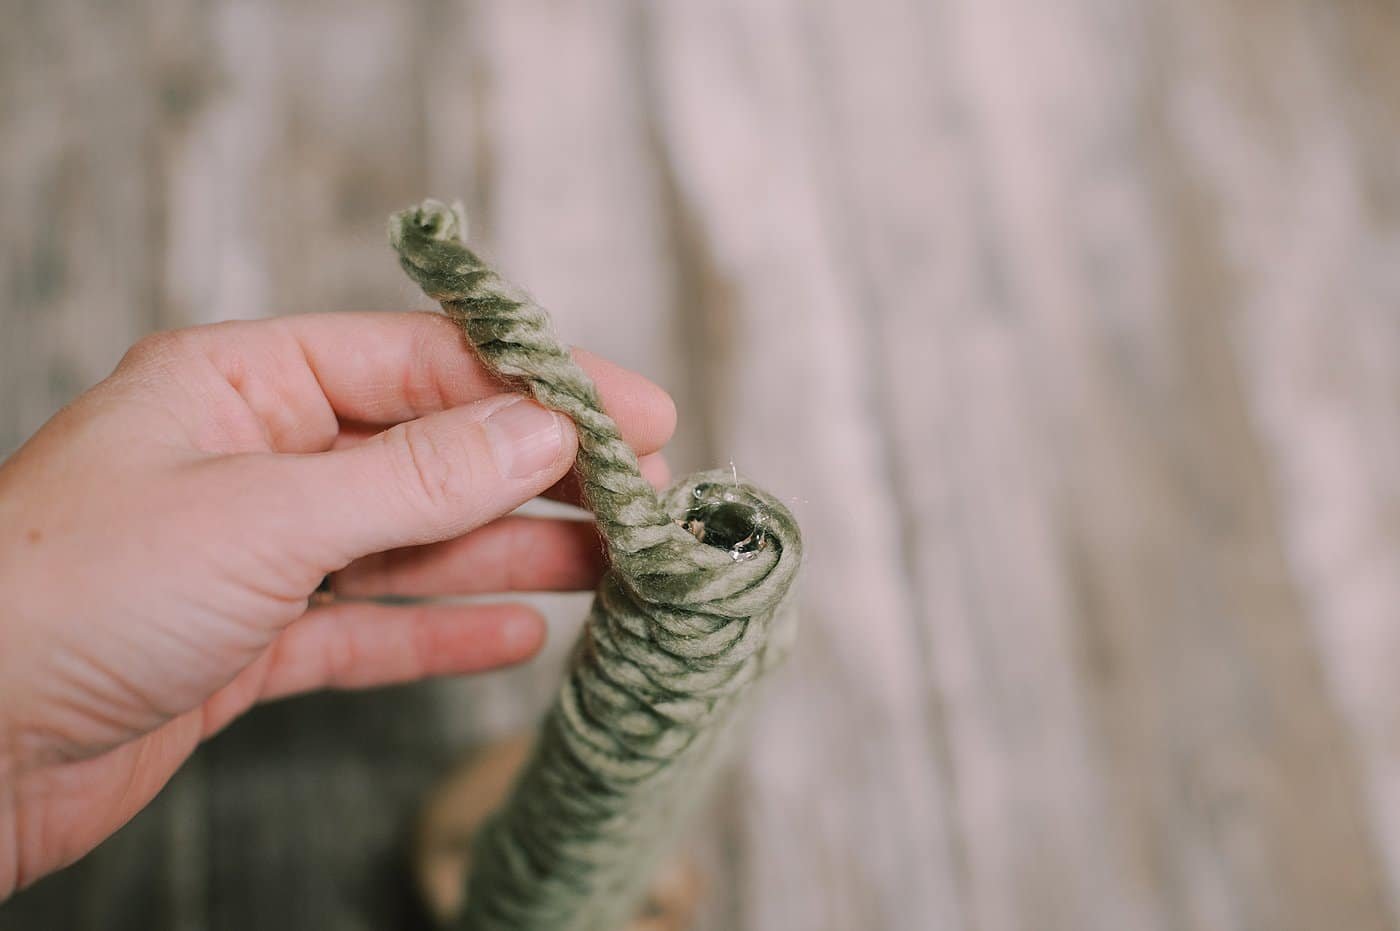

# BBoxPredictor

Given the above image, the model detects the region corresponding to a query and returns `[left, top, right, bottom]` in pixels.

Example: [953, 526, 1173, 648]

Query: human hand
[0, 311, 675, 898]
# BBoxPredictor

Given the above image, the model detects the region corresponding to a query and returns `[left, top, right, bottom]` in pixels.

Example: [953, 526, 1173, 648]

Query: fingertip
[649, 388, 679, 451]
[247, 601, 553, 705]
[571, 348, 677, 455]
[432, 602, 546, 673]
[499, 606, 548, 661]
[640, 452, 672, 490]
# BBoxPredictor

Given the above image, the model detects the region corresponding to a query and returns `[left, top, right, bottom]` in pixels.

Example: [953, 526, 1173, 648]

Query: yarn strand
[390, 200, 803, 931]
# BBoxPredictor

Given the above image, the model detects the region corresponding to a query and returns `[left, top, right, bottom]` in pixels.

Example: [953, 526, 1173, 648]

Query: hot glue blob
[681, 482, 771, 562]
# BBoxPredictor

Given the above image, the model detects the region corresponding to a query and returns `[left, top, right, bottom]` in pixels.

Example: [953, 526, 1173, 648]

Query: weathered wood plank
[4, 0, 1400, 929]
[420, 0, 693, 757]
[5, 2, 475, 928]
[173, 3, 477, 929]
[802, 0, 1161, 925]
[0, 0, 172, 458]
[1163, 0, 1400, 917]
[2, 1, 208, 927]
[918, 1, 1395, 928]
[644, 3, 965, 928]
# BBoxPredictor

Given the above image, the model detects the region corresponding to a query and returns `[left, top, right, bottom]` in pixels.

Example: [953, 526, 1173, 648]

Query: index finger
[188, 311, 677, 455]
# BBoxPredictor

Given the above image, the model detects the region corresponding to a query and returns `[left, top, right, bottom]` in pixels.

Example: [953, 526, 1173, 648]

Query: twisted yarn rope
[389, 200, 803, 931]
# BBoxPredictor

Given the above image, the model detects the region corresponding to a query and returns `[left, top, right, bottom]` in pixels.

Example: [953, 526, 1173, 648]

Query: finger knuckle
[324, 623, 362, 688]
[120, 328, 191, 369]
[387, 420, 473, 520]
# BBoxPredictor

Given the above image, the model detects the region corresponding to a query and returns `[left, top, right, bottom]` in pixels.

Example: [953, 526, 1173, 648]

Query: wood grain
[3, 1, 1399, 929]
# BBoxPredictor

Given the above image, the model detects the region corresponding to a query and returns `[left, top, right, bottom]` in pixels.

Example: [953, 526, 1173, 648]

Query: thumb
[259, 393, 578, 566]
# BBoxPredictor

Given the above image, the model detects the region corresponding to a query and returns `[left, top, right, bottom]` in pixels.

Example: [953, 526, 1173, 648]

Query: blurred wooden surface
[4, 1, 1400, 929]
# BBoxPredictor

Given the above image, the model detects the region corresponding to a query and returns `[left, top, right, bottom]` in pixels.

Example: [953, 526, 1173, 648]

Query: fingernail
[483, 398, 565, 478]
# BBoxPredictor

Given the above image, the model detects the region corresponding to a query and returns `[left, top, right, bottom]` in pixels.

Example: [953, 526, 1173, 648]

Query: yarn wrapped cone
[389, 200, 803, 931]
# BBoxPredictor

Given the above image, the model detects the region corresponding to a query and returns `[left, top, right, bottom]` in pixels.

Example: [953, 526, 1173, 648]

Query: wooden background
[4, 1, 1400, 928]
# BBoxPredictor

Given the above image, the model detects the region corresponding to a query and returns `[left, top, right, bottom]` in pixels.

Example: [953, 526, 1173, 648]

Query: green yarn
[389, 200, 803, 931]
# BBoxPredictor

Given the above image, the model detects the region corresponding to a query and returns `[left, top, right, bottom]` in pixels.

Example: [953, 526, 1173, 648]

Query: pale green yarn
[389, 200, 803, 931]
